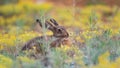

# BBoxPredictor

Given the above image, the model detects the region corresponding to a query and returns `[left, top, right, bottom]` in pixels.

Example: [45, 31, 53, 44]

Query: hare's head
[36, 18, 69, 38]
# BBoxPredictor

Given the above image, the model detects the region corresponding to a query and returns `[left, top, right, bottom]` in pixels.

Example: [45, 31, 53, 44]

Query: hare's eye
[57, 28, 62, 33]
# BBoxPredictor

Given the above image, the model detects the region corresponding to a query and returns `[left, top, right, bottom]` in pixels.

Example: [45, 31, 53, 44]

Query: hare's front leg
[50, 39, 62, 47]
[50, 38, 72, 47]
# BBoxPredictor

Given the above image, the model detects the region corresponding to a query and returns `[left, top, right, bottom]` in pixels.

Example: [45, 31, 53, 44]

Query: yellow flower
[0, 45, 4, 50]
[92, 52, 120, 68]
[0, 55, 12, 68]
[98, 52, 110, 65]
[0, 64, 6, 68]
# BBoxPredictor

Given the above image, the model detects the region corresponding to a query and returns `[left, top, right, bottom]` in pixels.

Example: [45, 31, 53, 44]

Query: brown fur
[21, 18, 70, 55]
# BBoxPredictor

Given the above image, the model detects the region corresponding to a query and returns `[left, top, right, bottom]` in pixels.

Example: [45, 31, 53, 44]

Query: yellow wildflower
[0, 55, 12, 68]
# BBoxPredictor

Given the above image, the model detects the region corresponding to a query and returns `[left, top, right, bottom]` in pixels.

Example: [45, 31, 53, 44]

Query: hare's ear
[36, 19, 42, 27]
[50, 18, 59, 26]
[36, 19, 54, 31]
[45, 21, 55, 31]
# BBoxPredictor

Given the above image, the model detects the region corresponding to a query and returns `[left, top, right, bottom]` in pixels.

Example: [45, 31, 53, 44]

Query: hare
[21, 18, 70, 56]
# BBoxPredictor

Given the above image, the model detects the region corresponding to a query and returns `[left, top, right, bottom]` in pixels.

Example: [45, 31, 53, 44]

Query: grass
[0, 1, 120, 68]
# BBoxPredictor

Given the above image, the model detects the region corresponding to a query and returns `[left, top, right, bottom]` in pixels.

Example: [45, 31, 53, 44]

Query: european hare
[21, 18, 70, 55]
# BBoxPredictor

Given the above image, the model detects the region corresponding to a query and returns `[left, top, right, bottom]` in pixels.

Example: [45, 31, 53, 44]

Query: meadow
[0, 0, 120, 68]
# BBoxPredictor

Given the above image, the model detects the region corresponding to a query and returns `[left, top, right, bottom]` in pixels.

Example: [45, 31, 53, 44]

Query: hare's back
[21, 36, 44, 51]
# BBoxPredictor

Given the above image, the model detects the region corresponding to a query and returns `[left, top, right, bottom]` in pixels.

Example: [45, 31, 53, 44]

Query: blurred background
[0, 0, 120, 68]
[0, 0, 120, 32]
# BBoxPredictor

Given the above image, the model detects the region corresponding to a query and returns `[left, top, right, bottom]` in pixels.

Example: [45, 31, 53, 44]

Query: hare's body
[21, 18, 70, 55]
[22, 36, 71, 53]
[22, 36, 66, 53]
[22, 36, 46, 54]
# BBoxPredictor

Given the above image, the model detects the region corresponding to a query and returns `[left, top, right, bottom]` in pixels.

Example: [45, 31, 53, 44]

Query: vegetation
[0, 0, 120, 68]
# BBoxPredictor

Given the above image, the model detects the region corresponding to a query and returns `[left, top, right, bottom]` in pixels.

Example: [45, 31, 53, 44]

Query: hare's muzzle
[63, 32, 69, 38]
